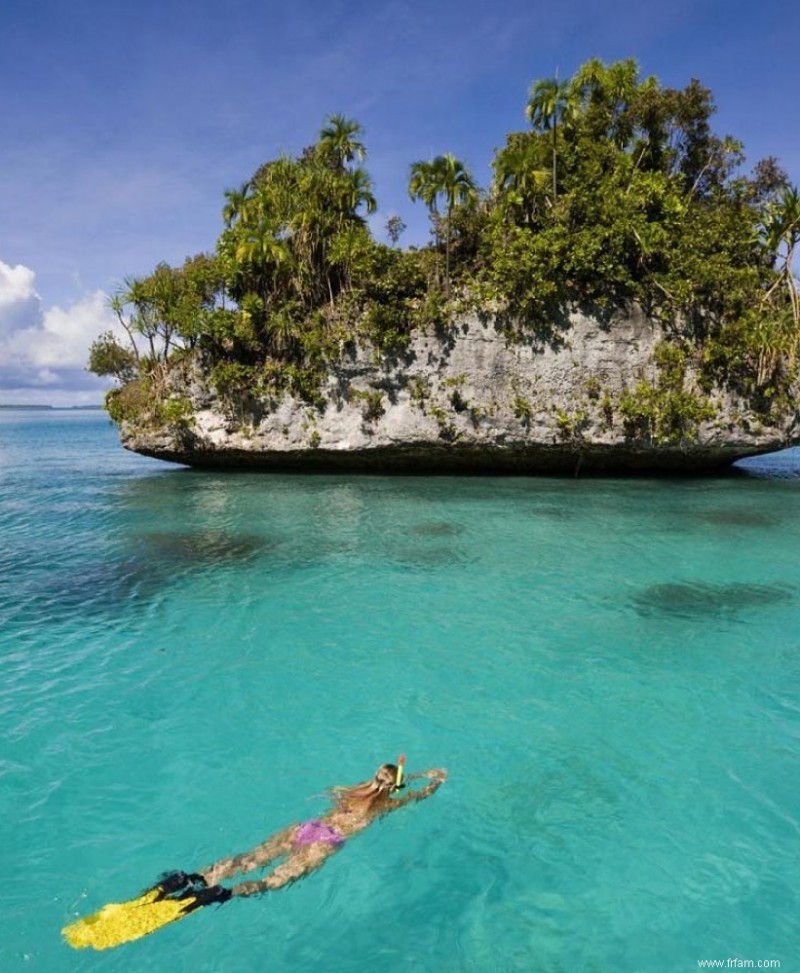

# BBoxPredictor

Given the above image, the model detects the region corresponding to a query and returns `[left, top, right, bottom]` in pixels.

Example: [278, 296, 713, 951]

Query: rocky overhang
[120, 308, 800, 475]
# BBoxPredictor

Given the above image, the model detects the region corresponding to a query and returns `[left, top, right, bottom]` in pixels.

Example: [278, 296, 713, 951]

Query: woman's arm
[390, 768, 447, 809]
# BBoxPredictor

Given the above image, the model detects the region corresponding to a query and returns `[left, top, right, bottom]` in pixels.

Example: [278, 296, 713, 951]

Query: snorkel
[395, 754, 406, 790]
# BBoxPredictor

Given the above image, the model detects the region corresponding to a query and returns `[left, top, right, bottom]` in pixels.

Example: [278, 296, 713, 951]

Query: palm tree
[408, 160, 440, 213]
[409, 159, 443, 278]
[570, 58, 640, 148]
[235, 219, 284, 265]
[342, 166, 377, 217]
[222, 182, 252, 227]
[318, 114, 367, 169]
[493, 138, 551, 224]
[265, 309, 301, 358]
[234, 218, 295, 309]
[435, 154, 478, 290]
[525, 77, 577, 199]
[409, 155, 477, 290]
[760, 184, 800, 328]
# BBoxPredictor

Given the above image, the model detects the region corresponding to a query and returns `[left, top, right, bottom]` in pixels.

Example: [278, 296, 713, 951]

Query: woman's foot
[154, 871, 208, 897]
[178, 884, 232, 913]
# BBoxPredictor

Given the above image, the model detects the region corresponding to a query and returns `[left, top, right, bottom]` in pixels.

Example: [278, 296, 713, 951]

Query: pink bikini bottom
[294, 820, 344, 846]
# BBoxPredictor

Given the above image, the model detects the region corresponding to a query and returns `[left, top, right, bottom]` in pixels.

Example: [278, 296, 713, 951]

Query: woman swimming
[63, 760, 446, 949]
[159, 761, 447, 907]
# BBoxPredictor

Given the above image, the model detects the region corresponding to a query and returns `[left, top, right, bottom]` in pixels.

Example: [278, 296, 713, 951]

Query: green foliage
[619, 342, 715, 443]
[104, 378, 154, 426]
[409, 153, 478, 291]
[103, 367, 194, 432]
[428, 403, 457, 441]
[107, 254, 227, 365]
[512, 393, 534, 425]
[555, 407, 589, 443]
[158, 398, 195, 429]
[318, 113, 367, 168]
[282, 363, 328, 409]
[599, 393, 615, 429]
[356, 245, 428, 355]
[88, 331, 137, 383]
[702, 308, 797, 404]
[348, 388, 385, 423]
[584, 376, 602, 400]
[210, 361, 259, 402]
[104, 376, 176, 428]
[386, 215, 406, 245]
[218, 123, 377, 335]
[92, 66, 797, 430]
[408, 375, 430, 409]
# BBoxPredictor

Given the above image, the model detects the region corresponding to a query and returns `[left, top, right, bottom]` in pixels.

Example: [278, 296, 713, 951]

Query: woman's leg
[200, 825, 297, 885]
[231, 843, 338, 897]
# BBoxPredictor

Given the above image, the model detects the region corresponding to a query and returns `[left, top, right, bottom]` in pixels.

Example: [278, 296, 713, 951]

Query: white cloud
[0, 258, 119, 404]
[0, 259, 41, 337]
[0, 260, 37, 308]
[25, 291, 114, 369]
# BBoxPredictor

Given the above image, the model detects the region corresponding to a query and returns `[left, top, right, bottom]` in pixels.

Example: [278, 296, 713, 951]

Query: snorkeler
[63, 760, 447, 949]
[175, 760, 447, 903]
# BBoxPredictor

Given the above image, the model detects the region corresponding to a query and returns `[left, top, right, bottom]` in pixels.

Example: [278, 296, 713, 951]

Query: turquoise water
[1, 410, 799, 972]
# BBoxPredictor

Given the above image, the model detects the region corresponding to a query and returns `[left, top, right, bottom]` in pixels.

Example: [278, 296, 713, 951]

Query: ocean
[1, 408, 798, 972]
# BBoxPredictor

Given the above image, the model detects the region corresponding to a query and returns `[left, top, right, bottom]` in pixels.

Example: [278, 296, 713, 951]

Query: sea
[1, 407, 798, 972]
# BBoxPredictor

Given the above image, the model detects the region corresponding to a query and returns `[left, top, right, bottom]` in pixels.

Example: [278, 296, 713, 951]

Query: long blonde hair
[333, 764, 399, 812]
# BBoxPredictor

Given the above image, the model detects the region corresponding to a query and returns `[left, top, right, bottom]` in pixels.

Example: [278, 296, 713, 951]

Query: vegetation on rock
[90, 59, 799, 439]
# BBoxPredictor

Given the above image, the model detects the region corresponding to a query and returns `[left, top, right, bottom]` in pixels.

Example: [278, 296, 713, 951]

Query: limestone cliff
[120, 308, 800, 474]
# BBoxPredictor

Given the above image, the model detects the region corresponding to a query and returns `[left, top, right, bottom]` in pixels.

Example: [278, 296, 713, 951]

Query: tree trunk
[445, 205, 452, 296]
[431, 204, 441, 286]
[552, 120, 558, 200]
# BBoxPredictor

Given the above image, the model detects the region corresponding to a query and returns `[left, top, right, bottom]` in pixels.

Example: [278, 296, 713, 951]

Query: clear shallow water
[1, 410, 799, 973]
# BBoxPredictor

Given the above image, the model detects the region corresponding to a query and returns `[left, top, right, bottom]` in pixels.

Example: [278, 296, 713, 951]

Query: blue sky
[1, 0, 797, 404]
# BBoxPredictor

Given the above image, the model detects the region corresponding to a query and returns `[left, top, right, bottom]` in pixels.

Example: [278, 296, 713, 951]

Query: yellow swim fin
[62, 888, 199, 950]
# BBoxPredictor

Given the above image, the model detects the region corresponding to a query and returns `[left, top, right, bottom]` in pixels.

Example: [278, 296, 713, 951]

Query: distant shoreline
[0, 404, 103, 411]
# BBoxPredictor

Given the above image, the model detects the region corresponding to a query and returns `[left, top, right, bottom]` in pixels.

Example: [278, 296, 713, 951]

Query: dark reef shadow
[411, 522, 465, 537]
[633, 581, 794, 619]
[38, 530, 270, 618]
[699, 509, 778, 528]
[133, 530, 267, 567]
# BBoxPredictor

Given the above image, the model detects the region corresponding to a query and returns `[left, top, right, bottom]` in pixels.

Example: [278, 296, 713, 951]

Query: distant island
[88, 59, 800, 474]
[0, 404, 55, 410]
[0, 404, 102, 411]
